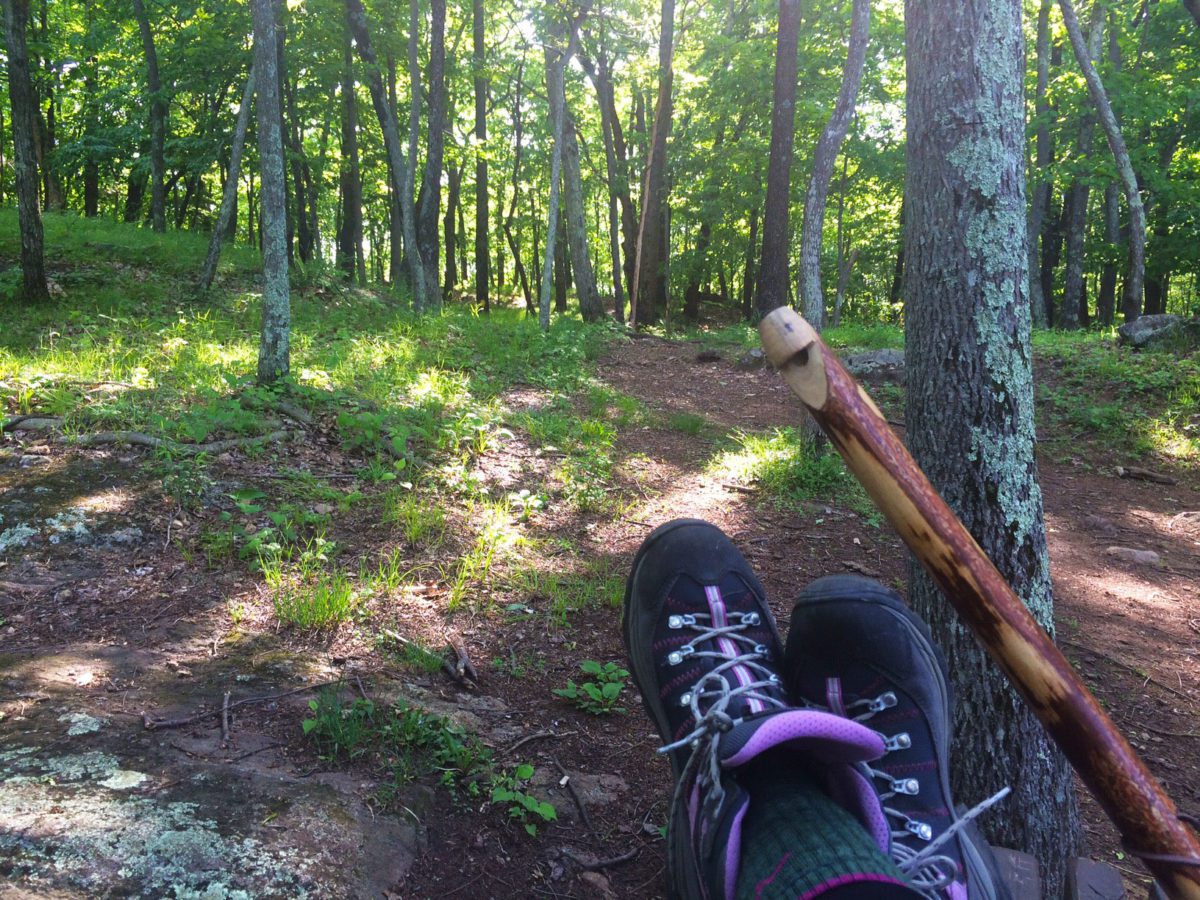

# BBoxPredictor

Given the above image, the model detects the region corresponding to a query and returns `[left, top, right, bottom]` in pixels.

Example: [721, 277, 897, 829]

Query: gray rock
[735, 348, 769, 371]
[19, 455, 50, 468]
[1104, 546, 1161, 567]
[843, 348, 905, 378]
[1117, 314, 1200, 350]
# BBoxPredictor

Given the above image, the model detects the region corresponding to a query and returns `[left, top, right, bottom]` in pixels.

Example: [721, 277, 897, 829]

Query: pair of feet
[623, 519, 1009, 900]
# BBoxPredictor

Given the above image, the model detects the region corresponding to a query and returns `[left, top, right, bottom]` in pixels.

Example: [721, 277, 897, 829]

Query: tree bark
[1181, 0, 1200, 29]
[2, 0, 49, 301]
[473, 0, 489, 312]
[904, 0, 1081, 891]
[200, 62, 256, 292]
[537, 6, 587, 330]
[503, 57, 532, 312]
[414, 0, 446, 302]
[252, 0, 290, 385]
[1098, 181, 1120, 325]
[444, 163, 461, 297]
[742, 203, 759, 320]
[336, 34, 364, 283]
[889, 198, 905, 309]
[1028, 0, 1053, 328]
[799, 0, 869, 331]
[1060, 0, 1145, 322]
[754, 0, 802, 318]
[404, 0, 429, 309]
[631, 0, 674, 325]
[560, 114, 603, 321]
[131, 0, 166, 232]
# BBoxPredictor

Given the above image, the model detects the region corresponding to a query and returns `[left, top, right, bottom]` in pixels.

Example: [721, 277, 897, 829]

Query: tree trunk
[754, 0, 802, 318]
[1028, 0, 1053, 328]
[252, 0, 290, 385]
[553, 217, 568, 314]
[132, 0, 166, 232]
[889, 198, 905, 309]
[444, 163, 461, 297]
[35, 2, 64, 213]
[560, 115, 603, 321]
[387, 54, 402, 286]
[2, 0, 49, 301]
[280, 35, 313, 264]
[1180, 0, 1200, 30]
[503, 57, 532, 312]
[336, 35, 363, 282]
[473, 0, 489, 312]
[414, 0, 446, 303]
[631, 0, 674, 325]
[538, 8, 586, 330]
[200, 62, 256, 293]
[742, 203, 759, 320]
[403, 0, 429, 309]
[798, 0, 869, 331]
[1060, 0, 1145, 323]
[904, 0, 1081, 891]
[1098, 182, 1119, 326]
[1061, 8, 1102, 331]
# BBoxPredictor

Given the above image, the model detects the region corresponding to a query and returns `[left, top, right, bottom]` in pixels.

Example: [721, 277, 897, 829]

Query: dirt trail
[2, 335, 1197, 898]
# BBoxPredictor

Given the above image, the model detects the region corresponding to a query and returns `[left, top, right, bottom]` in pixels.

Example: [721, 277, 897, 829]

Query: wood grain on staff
[759, 306, 1200, 898]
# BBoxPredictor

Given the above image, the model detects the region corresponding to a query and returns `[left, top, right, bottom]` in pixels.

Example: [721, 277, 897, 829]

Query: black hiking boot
[783, 574, 1011, 900]
[624, 520, 893, 899]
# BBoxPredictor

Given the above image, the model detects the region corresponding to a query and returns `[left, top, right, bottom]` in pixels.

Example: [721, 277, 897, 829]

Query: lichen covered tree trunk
[252, 0, 290, 385]
[2, 0, 49, 302]
[560, 114, 602, 321]
[903, 0, 1081, 891]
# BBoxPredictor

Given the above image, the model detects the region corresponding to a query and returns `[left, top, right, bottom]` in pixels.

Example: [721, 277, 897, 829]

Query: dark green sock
[734, 750, 914, 899]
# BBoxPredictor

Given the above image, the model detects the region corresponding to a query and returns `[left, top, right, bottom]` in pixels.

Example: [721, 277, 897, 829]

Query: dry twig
[552, 756, 597, 836]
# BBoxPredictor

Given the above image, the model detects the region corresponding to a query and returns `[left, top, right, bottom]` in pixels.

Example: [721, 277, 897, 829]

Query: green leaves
[553, 660, 630, 715]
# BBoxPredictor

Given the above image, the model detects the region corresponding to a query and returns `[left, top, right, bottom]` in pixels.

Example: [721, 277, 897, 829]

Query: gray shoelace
[656, 612, 785, 807]
[845, 692, 1010, 897]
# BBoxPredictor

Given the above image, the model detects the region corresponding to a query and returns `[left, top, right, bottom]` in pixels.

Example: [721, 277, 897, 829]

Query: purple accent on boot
[724, 798, 749, 900]
[826, 765, 891, 854]
[721, 709, 884, 768]
[826, 676, 847, 717]
[797, 873, 912, 899]
[947, 881, 968, 900]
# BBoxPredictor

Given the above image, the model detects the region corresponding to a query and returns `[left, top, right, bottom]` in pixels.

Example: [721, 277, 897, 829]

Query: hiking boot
[782, 574, 1011, 900]
[624, 520, 893, 899]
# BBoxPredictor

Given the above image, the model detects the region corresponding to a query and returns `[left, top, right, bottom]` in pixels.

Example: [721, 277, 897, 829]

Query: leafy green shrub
[490, 763, 558, 836]
[554, 660, 630, 715]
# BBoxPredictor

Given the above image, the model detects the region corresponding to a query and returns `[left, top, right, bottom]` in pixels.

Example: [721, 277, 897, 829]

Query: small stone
[313, 503, 334, 516]
[735, 348, 768, 371]
[1104, 546, 1161, 566]
[577, 872, 616, 899]
[19, 454, 51, 467]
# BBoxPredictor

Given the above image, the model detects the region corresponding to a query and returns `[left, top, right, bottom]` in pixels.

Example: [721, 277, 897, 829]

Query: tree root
[72, 429, 291, 455]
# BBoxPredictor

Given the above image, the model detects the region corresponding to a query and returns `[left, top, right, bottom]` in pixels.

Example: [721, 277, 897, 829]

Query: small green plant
[153, 450, 212, 510]
[383, 490, 446, 545]
[508, 488, 546, 522]
[554, 660, 630, 715]
[302, 690, 377, 760]
[490, 764, 557, 836]
[272, 567, 358, 629]
[666, 411, 709, 435]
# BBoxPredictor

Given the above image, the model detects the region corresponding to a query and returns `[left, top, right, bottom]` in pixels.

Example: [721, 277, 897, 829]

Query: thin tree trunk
[755, 0, 801, 318]
[387, 54, 402, 285]
[200, 62, 256, 292]
[444, 163, 461, 297]
[252, 0, 289, 384]
[1060, 0, 1145, 322]
[742, 203, 759, 320]
[905, 0, 1081, 889]
[473, 0, 489, 312]
[2, 0, 49, 301]
[1098, 182, 1119, 325]
[503, 57, 532, 311]
[336, 35, 363, 282]
[799, 0, 869, 332]
[1028, 0, 1053, 328]
[631, 0, 674, 326]
[132, 0, 166, 232]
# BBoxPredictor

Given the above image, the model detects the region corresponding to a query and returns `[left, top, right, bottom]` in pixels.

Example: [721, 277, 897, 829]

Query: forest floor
[2, 314, 1200, 897]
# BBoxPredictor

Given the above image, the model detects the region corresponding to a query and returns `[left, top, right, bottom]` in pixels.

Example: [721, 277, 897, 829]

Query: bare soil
[2, 334, 1197, 899]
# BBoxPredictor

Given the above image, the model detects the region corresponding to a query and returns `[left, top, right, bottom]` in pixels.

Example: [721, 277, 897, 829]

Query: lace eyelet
[739, 612, 761, 626]
[753, 643, 769, 656]
[668, 614, 697, 629]
[883, 732, 912, 752]
[905, 819, 933, 841]
[679, 691, 693, 707]
[868, 692, 898, 713]
[892, 777, 920, 795]
[667, 645, 695, 666]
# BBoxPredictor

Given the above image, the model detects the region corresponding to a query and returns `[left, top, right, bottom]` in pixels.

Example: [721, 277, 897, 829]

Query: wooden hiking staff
[759, 306, 1200, 898]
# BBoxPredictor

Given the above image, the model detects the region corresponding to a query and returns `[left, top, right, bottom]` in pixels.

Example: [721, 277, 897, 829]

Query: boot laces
[656, 612, 785, 806]
[847, 692, 1011, 898]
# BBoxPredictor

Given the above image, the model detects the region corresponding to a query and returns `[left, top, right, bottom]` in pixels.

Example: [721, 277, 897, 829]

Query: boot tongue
[718, 708, 885, 769]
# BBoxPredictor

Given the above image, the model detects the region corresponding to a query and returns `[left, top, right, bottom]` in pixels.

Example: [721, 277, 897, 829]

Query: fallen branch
[73, 429, 290, 455]
[444, 635, 479, 688]
[1116, 465, 1177, 486]
[1061, 640, 1196, 706]
[560, 846, 640, 871]
[553, 756, 597, 837]
[220, 691, 231, 746]
[503, 729, 575, 757]
[143, 681, 338, 731]
[274, 400, 313, 426]
[2, 415, 63, 432]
